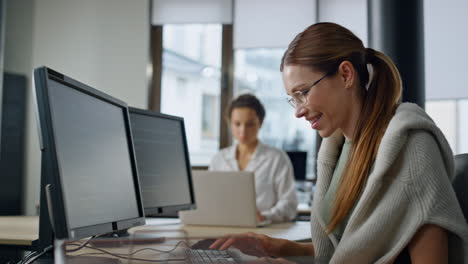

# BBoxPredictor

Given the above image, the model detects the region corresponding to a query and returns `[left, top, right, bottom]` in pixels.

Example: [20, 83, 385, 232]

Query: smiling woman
[210, 22, 468, 264]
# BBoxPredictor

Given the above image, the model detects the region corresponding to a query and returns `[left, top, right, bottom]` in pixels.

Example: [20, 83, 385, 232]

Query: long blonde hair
[280, 22, 402, 232]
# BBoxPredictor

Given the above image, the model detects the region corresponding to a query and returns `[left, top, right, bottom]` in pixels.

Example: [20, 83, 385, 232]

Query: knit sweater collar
[317, 102, 454, 182]
[313, 103, 455, 251]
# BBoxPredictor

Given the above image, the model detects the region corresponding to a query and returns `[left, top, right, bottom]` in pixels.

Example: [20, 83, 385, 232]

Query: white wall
[152, 0, 232, 25]
[318, 0, 368, 46]
[4, 0, 34, 76]
[234, 0, 317, 49]
[19, 0, 150, 215]
[424, 0, 468, 100]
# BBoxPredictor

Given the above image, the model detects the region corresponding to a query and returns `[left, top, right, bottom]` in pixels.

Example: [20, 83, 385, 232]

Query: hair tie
[364, 48, 376, 90]
[365, 48, 375, 63]
[365, 63, 374, 91]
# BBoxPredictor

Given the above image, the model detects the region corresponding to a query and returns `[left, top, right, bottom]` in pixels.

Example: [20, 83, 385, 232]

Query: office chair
[453, 153, 468, 222]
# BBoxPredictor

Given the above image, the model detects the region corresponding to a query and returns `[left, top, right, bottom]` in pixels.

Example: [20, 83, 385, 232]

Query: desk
[140, 218, 311, 242]
[0, 216, 39, 246]
[0, 216, 311, 263]
[0, 216, 311, 247]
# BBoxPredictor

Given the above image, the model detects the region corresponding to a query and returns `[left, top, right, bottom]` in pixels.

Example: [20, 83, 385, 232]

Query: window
[160, 24, 222, 165]
[234, 48, 317, 179]
[459, 100, 468, 154]
[426, 99, 468, 154]
[202, 94, 220, 139]
[426, 100, 457, 152]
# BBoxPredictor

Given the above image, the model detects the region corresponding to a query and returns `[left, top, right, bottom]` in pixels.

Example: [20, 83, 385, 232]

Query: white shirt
[209, 142, 298, 222]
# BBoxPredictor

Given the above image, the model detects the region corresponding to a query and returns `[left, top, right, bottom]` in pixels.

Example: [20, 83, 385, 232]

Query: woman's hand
[256, 210, 267, 222]
[209, 232, 285, 257]
[243, 257, 297, 264]
[210, 232, 314, 258]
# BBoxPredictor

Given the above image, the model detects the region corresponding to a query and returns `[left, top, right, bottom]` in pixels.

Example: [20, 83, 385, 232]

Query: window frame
[147, 23, 320, 172]
[147, 24, 233, 169]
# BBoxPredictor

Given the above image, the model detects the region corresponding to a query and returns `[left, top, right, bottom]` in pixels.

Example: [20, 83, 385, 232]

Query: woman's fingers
[219, 237, 239, 250]
[209, 237, 228, 249]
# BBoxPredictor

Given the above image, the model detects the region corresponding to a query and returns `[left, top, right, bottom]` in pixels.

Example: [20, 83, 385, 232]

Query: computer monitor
[128, 107, 196, 217]
[286, 151, 308, 181]
[33, 67, 145, 252]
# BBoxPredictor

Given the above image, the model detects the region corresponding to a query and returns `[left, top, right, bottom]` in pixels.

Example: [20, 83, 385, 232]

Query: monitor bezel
[34, 67, 145, 248]
[128, 107, 196, 216]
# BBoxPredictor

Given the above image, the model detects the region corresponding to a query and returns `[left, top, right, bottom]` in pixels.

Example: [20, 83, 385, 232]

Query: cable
[62, 240, 190, 262]
[17, 251, 36, 264]
[18, 251, 37, 264]
[70, 246, 185, 262]
[67, 239, 189, 255]
[65, 235, 96, 253]
[18, 249, 44, 264]
[21, 245, 54, 264]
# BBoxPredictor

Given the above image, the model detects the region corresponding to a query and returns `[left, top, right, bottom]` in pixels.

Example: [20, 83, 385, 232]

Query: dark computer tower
[0, 72, 27, 215]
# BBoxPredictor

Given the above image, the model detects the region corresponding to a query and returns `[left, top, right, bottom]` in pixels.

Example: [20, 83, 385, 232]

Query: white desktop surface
[140, 217, 311, 242]
[0, 216, 311, 247]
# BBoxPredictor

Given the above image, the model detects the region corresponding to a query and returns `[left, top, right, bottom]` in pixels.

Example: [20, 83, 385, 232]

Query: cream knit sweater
[311, 103, 468, 263]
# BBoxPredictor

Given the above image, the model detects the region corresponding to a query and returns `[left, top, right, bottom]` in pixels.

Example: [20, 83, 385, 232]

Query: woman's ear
[338, 61, 355, 89]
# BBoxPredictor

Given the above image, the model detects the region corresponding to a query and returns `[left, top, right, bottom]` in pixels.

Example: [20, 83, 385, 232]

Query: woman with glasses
[209, 22, 468, 263]
[209, 93, 298, 223]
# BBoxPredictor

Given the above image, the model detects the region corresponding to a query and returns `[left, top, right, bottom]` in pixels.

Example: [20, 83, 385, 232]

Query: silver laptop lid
[179, 171, 259, 227]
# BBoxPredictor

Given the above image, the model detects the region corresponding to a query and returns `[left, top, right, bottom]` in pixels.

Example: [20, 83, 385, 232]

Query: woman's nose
[239, 126, 246, 135]
[295, 105, 307, 118]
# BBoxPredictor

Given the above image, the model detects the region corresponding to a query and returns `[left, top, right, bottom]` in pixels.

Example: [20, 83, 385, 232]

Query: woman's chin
[238, 139, 256, 145]
[318, 129, 333, 138]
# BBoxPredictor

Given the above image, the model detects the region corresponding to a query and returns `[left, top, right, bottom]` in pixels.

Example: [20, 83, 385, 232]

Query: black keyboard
[185, 249, 238, 263]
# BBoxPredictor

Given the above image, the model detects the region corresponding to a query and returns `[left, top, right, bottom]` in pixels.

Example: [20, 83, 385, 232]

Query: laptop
[179, 171, 271, 227]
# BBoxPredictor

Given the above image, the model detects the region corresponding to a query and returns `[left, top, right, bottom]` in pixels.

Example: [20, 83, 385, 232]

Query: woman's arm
[210, 232, 314, 258]
[408, 224, 448, 264]
[261, 153, 298, 222]
[277, 240, 314, 257]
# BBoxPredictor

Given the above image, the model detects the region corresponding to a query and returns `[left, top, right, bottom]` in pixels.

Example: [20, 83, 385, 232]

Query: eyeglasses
[286, 72, 331, 108]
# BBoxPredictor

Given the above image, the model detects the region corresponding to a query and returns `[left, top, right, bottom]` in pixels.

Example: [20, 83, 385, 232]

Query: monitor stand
[88, 229, 166, 248]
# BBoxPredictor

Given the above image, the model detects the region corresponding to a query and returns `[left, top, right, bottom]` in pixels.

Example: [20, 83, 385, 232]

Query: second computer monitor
[129, 107, 196, 216]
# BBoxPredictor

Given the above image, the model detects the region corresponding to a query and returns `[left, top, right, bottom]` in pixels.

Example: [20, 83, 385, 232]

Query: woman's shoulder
[209, 146, 235, 170]
[258, 142, 288, 158]
[375, 103, 453, 176]
[260, 144, 289, 161]
[213, 145, 235, 159]
[384, 130, 454, 186]
[403, 130, 452, 168]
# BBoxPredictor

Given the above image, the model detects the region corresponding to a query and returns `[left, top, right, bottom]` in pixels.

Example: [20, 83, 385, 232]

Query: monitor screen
[48, 79, 140, 228]
[33, 67, 145, 250]
[129, 107, 195, 216]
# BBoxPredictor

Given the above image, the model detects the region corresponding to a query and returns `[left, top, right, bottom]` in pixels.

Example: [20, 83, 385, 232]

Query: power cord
[63, 240, 190, 262]
[64, 235, 96, 253]
[17, 236, 96, 264]
[16, 251, 36, 264]
[17, 245, 54, 264]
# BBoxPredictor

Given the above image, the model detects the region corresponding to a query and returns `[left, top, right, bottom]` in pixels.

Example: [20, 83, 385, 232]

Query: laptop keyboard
[185, 249, 238, 263]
